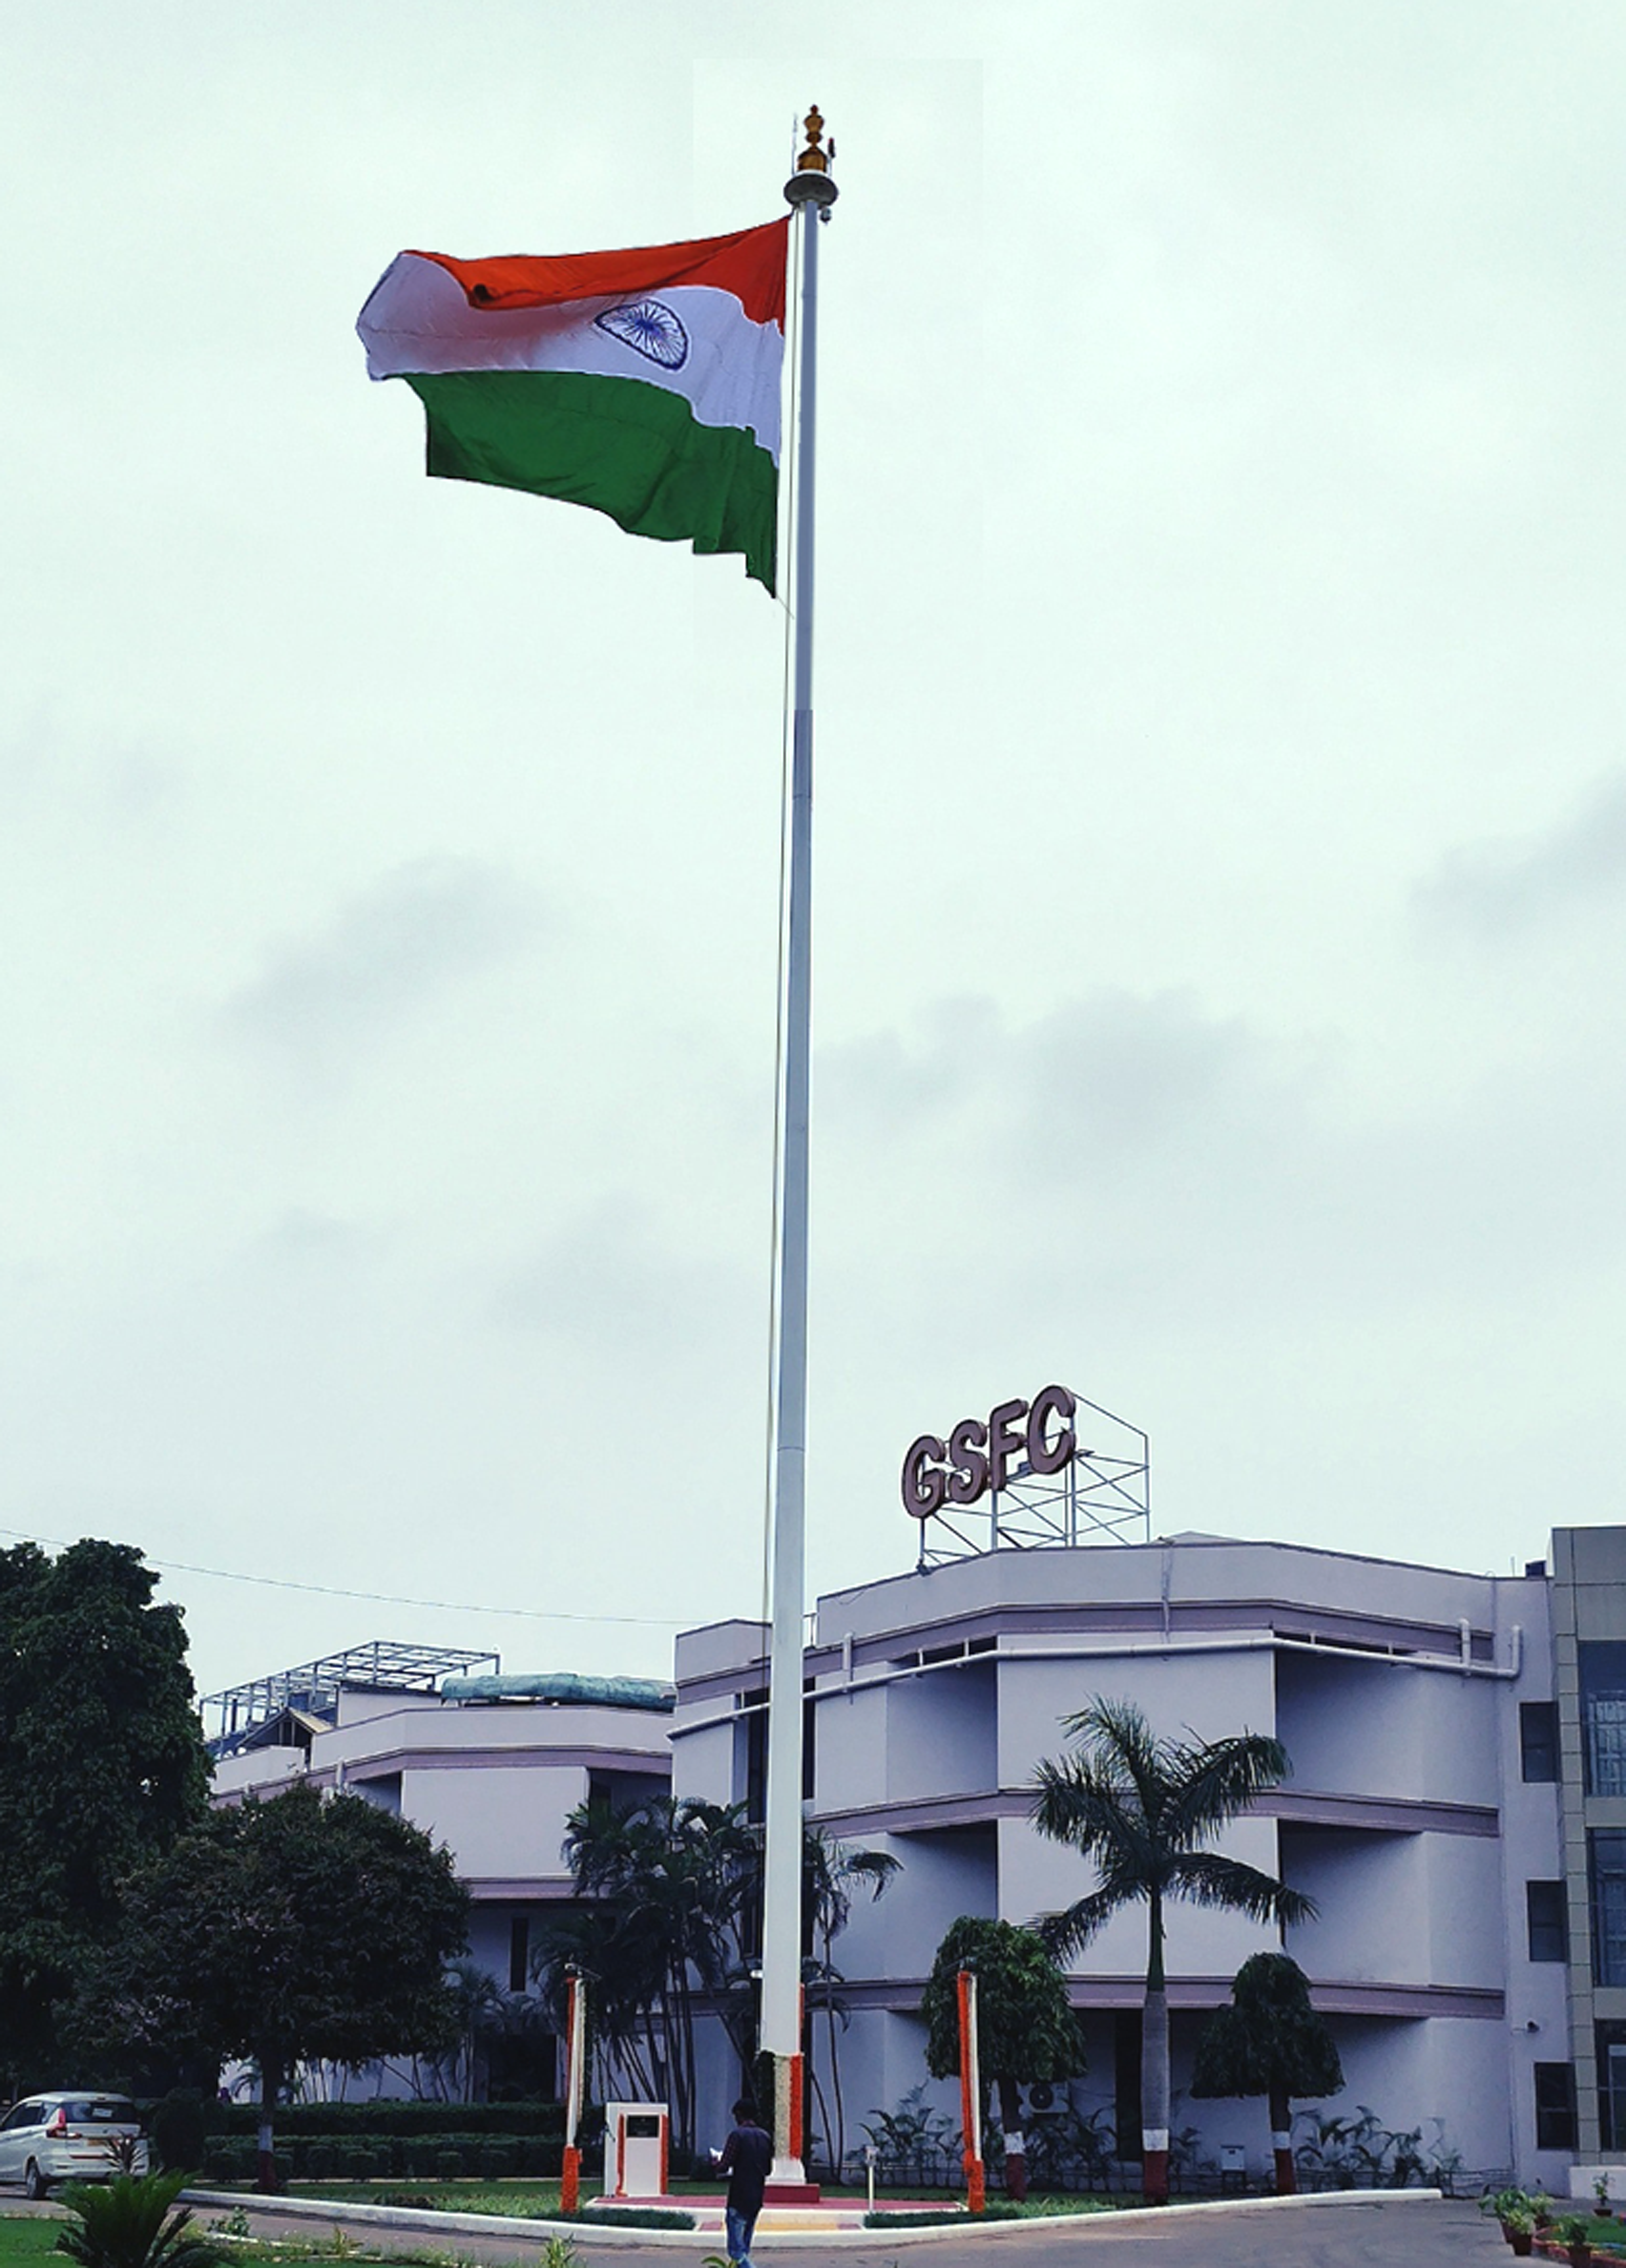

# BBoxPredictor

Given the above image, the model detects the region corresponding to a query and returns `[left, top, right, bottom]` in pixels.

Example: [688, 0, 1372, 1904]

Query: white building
[670, 1529, 1576, 2189]
[207, 1523, 1626, 2191]
[207, 1642, 674, 2087]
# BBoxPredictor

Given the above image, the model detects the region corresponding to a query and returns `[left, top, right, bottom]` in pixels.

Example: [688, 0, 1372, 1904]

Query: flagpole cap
[784, 105, 838, 208]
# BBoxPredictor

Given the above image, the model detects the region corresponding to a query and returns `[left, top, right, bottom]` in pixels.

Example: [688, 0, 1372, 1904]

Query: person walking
[718, 2098, 773, 2268]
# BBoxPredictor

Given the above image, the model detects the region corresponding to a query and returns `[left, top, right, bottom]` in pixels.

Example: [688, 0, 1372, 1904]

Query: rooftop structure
[202, 1640, 500, 1755]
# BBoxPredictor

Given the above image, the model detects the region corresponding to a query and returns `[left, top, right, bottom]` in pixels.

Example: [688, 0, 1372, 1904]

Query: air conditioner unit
[1021, 2081, 1062, 2118]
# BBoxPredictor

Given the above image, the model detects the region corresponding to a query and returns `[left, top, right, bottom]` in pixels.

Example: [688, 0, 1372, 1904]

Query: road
[1, 2192, 1505, 2265]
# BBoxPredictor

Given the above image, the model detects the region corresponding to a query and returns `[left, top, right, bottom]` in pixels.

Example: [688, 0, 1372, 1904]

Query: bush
[54, 2169, 220, 2268]
[183, 2101, 566, 2141]
[435, 2148, 463, 2181]
[864, 2205, 1024, 2228]
[200, 2141, 254, 2185]
[564, 2207, 695, 2229]
[151, 2091, 210, 2177]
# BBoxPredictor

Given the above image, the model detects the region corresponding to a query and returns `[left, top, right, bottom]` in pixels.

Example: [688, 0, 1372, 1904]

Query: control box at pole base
[604, 2103, 669, 2198]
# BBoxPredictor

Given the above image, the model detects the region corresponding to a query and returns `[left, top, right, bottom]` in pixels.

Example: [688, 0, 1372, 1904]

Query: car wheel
[24, 2160, 49, 2201]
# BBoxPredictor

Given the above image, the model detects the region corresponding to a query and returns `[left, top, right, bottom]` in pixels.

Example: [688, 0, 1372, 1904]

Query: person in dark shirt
[717, 2097, 773, 2268]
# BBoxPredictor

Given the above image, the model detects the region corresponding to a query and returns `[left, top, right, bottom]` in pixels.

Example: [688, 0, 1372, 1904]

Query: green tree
[1031, 1697, 1314, 2204]
[920, 1917, 1086, 2201]
[1190, 1951, 1344, 2193]
[0, 1539, 211, 2088]
[80, 1783, 469, 2189]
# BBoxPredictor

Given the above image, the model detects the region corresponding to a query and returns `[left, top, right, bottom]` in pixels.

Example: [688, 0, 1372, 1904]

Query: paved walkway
[2, 2190, 1506, 2264]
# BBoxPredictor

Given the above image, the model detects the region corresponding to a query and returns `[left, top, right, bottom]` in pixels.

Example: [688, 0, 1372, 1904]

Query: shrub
[564, 2207, 695, 2230]
[55, 2171, 221, 2268]
[150, 2093, 210, 2178]
[183, 2101, 566, 2142]
[434, 2149, 463, 2182]
[200, 2142, 253, 2186]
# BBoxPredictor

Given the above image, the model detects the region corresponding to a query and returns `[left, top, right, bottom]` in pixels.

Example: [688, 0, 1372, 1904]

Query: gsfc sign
[901, 1385, 1077, 1520]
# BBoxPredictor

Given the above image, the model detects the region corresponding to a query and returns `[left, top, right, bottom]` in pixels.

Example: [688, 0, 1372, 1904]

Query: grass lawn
[220, 2177, 1128, 2223]
[0, 2220, 67, 2268]
[246, 2184, 569, 2216]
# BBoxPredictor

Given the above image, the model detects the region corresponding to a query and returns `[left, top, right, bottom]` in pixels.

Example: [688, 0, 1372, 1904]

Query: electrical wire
[0, 1525, 687, 1628]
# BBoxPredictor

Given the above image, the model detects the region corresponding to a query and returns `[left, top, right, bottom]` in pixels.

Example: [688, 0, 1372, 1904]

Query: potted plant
[1553, 2210, 1593, 2265]
[1500, 2203, 1535, 2256]
[1530, 2193, 1554, 2231]
[1496, 2204, 1533, 2259]
[1481, 2187, 1530, 2235]
[1595, 2173, 1614, 2219]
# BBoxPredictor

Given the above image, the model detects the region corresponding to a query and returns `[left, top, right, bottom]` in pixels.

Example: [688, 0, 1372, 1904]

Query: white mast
[759, 105, 836, 2188]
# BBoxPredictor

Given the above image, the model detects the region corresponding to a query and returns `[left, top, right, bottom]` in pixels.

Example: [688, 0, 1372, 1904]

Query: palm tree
[441, 1959, 505, 2101]
[548, 1793, 763, 2150]
[802, 1829, 900, 2178]
[1031, 1696, 1315, 2204]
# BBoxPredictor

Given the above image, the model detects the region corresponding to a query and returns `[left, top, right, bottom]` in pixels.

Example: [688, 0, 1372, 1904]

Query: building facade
[204, 1529, 1626, 2191]
[670, 1531, 1575, 2188]
[208, 1646, 675, 2091]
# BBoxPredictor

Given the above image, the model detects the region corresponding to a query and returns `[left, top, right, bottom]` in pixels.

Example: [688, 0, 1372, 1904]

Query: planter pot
[1508, 2235, 1532, 2258]
[1569, 2245, 1592, 2267]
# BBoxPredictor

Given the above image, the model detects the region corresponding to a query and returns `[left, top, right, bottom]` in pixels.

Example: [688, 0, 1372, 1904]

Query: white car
[0, 2095, 149, 2197]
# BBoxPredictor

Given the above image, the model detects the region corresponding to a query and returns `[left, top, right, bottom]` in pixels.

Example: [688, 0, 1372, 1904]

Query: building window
[1527, 1880, 1568, 1964]
[1581, 1647, 1626, 1795]
[1535, 2063, 1577, 2152]
[509, 1915, 529, 1994]
[1593, 1834, 1626, 1986]
[1599, 2026, 1626, 2152]
[736, 1688, 769, 1824]
[1520, 1701, 1559, 1783]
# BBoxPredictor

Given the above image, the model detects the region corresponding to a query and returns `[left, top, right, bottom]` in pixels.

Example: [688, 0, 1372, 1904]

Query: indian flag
[357, 218, 790, 590]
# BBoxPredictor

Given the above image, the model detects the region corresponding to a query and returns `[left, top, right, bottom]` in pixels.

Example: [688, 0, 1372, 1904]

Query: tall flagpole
[760, 106, 836, 2192]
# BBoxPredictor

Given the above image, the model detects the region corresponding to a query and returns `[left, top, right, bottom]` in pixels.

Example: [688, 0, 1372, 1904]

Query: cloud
[823, 988, 1295, 1183]
[1415, 772, 1626, 937]
[490, 1198, 760, 1368]
[222, 856, 541, 1064]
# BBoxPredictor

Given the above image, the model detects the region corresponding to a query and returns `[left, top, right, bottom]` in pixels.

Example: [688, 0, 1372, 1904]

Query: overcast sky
[3, 4, 1623, 1706]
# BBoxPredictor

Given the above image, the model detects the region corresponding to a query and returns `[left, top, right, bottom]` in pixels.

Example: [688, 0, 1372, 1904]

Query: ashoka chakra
[594, 298, 690, 370]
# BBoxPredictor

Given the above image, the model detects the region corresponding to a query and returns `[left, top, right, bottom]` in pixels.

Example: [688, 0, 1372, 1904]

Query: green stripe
[404, 369, 779, 591]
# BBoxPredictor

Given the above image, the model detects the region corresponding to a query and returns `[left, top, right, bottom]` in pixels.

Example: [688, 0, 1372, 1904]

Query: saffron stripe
[411, 219, 789, 328]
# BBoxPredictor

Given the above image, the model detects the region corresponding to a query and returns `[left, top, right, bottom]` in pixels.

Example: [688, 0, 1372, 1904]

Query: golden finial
[795, 105, 834, 174]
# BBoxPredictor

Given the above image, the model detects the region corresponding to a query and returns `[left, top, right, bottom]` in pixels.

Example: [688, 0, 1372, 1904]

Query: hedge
[198, 2132, 566, 2184]
[186, 2100, 565, 2141]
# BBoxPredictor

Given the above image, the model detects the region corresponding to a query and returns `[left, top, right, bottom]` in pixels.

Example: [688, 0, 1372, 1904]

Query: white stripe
[358, 254, 782, 463]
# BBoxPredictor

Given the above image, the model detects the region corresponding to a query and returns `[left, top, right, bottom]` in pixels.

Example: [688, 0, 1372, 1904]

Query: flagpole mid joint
[784, 170, 837, 210]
